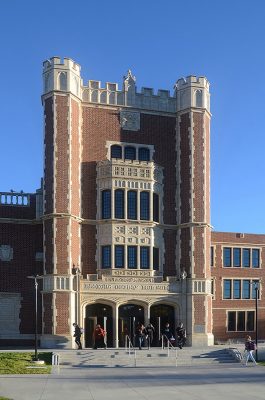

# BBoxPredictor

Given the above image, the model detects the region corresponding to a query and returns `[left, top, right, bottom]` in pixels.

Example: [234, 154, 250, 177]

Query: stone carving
[120, 111, 140, 131]
[0, 245, 13, 262]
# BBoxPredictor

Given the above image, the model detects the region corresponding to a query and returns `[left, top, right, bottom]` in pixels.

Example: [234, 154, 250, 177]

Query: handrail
[161, 334, 178, 362]
[125, 334, 135, 355]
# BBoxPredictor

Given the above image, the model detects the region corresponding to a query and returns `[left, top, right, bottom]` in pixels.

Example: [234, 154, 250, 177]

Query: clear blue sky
[0, 0, 264, 234]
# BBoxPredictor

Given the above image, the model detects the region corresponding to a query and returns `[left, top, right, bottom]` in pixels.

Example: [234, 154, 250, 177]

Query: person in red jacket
[93, 324, 106, 349]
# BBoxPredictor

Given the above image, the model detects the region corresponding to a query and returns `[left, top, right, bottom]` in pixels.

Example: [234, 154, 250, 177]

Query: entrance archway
[118, 304, 144, 347]
[150, 304, 175, 346]
[85, 303, 113, 348]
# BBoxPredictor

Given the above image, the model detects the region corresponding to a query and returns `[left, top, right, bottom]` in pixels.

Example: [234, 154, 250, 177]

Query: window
[227, 311, 255, 332]
[124, 146, 136, 160]
[102, 246, 111, 268]
[101, 190, 111, 219]
[252, 249, 260, 268]
[233, 280, 241, 299]
[251, 280, 260, 300]
[115, 245, 124, 268]
[139, 147, 150, 161]
[128, 246, 137, 269]
[127, 191, 137, 220]
[140, 247, 150, 269]
[140, 191, 150, 220]
[153, 193, 159, 222]
[223, 279, 231, 299]
[111, 145, 122, 159]
[242, 280, 250, 299]
[115, 189, 124, 219]
[210, 246, 214, 267]
[223, 247, 231, 267]
[153, 248, 159, 270]
[233, 248, 241, 267]
[243, 248, 250, 267]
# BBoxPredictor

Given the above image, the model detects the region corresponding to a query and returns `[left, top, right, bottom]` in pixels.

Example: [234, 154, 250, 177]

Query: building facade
[0, 57, 264, 348]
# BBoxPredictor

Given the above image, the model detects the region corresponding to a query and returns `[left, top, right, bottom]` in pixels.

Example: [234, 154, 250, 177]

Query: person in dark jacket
[244, 335, 257, 366]
[162, 323, 175, 347]
[145, 322, 155, 347]
[73, 323, 82, 349]
[135, 322, 145, 350]
[176, 322, 186, 349]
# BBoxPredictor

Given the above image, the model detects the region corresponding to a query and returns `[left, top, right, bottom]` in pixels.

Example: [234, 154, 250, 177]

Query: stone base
[40, 334, 73, 349]
[190, 333, 214, 347]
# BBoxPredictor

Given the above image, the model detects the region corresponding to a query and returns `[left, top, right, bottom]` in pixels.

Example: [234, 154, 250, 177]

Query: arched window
[127, 191, 137, 220]
[153, 193, 159, 222]
[115, 189, 124, 219]
[140, 191, 150, 220]
[100, 91, 107, 103]
[91, 90, 98, 103]
[195, 90, 203, 107]
[59, 72, 67, 91]
[139, 147, 150, 161]
[111, 145, 122, 159]
[101, 190, 111, 219]
[140, 247, 150, 269]
[124, 146, 136, 160]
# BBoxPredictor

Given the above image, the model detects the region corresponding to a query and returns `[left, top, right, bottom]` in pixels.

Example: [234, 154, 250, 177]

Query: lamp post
[72, 264, 81, 325]
[180, 269, 187, 342]
[27, 275, 40, 361]
[253, 281, 259, 362]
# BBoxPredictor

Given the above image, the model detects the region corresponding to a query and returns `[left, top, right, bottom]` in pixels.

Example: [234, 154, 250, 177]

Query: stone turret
[175, 75, 210, 113]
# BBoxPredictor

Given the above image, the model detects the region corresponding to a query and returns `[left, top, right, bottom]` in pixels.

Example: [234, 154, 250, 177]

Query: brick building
[0, 57, 264, 348]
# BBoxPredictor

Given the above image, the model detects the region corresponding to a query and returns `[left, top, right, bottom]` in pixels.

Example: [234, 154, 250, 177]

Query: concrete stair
[56, 346, 237, 368]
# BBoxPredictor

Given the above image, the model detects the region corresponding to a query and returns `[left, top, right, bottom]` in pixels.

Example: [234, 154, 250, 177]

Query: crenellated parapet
[42, 57, 210, 113]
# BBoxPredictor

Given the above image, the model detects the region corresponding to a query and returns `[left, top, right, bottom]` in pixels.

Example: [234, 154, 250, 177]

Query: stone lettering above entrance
[82, 281, 178, 294]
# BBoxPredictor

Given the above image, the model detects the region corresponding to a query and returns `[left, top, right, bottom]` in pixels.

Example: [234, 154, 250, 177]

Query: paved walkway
[0, 363, 264, 400]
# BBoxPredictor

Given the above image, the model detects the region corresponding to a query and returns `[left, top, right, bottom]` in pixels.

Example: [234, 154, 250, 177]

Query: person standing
[244, 335, 257, 366]
[135, 322, 145, 350]
[162, 323, 175, 347]
[145, 322, 155, 347]
[93, 324, 106, 349]
[73, 323, 82, 349]
[176, 322, 186, 349]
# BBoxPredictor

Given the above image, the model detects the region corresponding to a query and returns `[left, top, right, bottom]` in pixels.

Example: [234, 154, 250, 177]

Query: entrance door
[85, 303, 113, 348]
[118, 304, 144, 347]
[150, 304, 175, 346]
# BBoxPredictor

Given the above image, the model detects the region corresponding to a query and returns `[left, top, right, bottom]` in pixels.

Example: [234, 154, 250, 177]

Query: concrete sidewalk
[0, 363, 264, 400]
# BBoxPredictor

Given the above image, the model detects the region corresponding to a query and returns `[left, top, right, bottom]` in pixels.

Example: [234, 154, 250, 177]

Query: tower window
[153, 247, 159, 270]
[111, 145, 122, 159]
[127, 190, 137, 220]
[139, 147, 150, 161]
[115, 189, 124, 219]
[140, 247, 150, 269]
[115, 245, 124, 268]
[153, 193, 159, 222]
[128, 246, 137, 269]
[102, 246, 111, 268]
[140, 191, 150, 220]
[101, 190, 111, 219]
[124, 146, 136, 160]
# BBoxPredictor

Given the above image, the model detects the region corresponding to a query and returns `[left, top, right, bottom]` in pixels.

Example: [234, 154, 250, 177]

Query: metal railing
[161, 334, 178, 364]
[52, 352, 60, 366]
[125, 335, 136, 366]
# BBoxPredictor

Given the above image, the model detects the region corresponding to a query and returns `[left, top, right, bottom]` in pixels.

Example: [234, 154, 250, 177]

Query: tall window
[101, 190, 111, 219]
[227, 311, 254, 332]
[139, 147, 150, 161]
[124, 146, 136, 160]
[127, 191, 137, 220]
[153, 248, 159, 270]
[243, 248, 250, 267]
[252, 249, 260, 268]
[115, 189, 124, 219]
[153, 193, 159, 222]
[140, 191, 150, 220]
[210, 246, 214, 267]
[233, 248, 241, 267]
[223, 279, 231, 299]
[233, 280, 241, 299]
[242, 280, 250, 299]
[140, 247, 150, 269]
[111, 145, 122, 159]
[128, 246, 137, 269]
[115, 245, 124, 268]
[223, 247, 231, 267]
[102, 246, 111, 268]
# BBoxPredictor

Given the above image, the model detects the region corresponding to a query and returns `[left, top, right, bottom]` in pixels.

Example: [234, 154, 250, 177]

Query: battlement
[42, 57, 210, 113]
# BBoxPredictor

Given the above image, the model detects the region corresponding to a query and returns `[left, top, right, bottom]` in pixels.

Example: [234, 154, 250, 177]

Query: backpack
[249, 341, 256, 350]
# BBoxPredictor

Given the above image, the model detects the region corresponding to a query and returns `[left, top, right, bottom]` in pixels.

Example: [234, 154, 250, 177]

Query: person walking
[145, 322, 155, 348]
[176, 322, 186, 349]
[162, 323, 175, 347]
[73, 323, 82, 349]
[244, 335, 257, 366]
[93, 324, 106, 349]
[135, 322, 145, 350]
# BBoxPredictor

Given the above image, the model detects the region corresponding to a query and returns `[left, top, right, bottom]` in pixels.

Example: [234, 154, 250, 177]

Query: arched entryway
[150, 304, 175, 346]
[84, 303, 113, 348]
[118, 303, 144, 347]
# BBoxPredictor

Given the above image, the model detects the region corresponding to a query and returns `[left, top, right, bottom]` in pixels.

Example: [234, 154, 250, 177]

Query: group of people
[135, 321, 186, 350]
[73, 323, 106, 350]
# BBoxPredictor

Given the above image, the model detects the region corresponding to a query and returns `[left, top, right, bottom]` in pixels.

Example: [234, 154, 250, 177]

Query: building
[0, 57, 264, 348]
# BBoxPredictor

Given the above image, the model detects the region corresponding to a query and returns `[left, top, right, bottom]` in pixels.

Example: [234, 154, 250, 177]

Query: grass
[0, 352, 52, 374]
